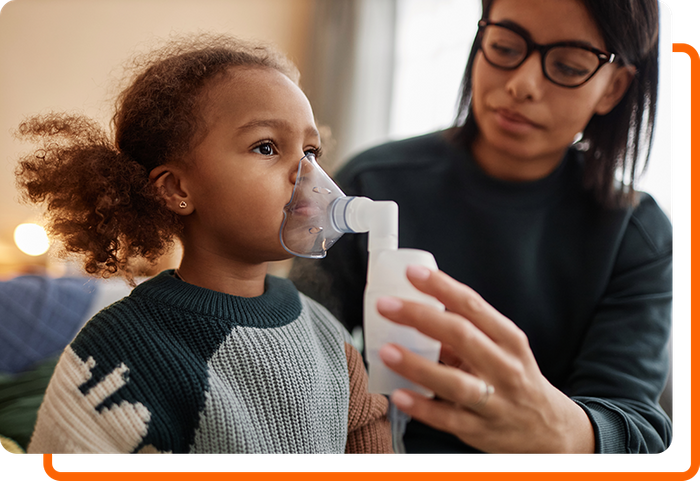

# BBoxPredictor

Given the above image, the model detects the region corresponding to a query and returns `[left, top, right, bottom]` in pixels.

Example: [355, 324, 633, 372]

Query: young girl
[291, 0, 671, 453]
[17, 35, 392, 454]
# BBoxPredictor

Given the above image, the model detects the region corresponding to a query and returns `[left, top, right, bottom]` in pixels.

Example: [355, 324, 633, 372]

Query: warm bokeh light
[14, 223, 50, 256]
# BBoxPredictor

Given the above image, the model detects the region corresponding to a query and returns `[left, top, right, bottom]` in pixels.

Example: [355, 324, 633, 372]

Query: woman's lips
[493, 108, 542, 133]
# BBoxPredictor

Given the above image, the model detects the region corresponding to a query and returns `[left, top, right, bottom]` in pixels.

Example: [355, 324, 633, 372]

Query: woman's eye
[553, 61, 589, 78]
[252, 142, 275, 156]
[491, 42, 521, 58]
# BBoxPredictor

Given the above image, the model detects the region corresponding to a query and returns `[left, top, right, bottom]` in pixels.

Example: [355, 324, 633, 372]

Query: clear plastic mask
[279, 153, 347, 258]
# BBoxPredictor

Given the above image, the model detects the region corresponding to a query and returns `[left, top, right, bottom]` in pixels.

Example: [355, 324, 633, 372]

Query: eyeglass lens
[481, 25, 602, 87]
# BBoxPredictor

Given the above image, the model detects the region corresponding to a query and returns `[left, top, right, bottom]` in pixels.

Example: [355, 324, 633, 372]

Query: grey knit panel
[190, 295, 349, 453]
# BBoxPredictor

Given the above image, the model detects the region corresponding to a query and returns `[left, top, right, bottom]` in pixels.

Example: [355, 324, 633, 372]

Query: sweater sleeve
[27, 345, 153, 453]
[569, 195, 672, 453]
[344, 342, 393, 453]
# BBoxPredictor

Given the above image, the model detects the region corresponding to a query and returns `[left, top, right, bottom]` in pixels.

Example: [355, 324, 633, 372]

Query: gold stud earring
[179, 201, 187, 209]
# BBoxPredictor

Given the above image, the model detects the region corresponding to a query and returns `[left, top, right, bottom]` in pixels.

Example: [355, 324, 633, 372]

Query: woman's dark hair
[452, 0, 659, 208]
[15, 34, 299, 279]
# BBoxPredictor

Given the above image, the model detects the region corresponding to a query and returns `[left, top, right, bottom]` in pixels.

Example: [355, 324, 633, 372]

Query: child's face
[182, 67, 321, 264]
[471, 0, 627, 176]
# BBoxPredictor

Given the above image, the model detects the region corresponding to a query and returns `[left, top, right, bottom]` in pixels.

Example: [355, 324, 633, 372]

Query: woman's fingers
[388, 389, 484, 444]
[379, 343, 496, 411]
[439, 343, 464, 369]
[376, 296, 512, 378]
[404, 266, 531, 355]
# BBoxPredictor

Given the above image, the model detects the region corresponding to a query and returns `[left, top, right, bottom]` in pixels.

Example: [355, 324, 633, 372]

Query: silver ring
[471, 380, 495, 409]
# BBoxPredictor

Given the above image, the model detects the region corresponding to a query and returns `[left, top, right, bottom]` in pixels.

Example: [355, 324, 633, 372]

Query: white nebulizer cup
[279, 153, 443, 453]
[363, 249, 443, 396]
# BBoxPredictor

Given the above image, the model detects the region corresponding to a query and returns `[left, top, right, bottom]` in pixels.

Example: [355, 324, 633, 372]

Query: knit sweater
[27, 271, 391, 454]
[290, 130, 672, 453]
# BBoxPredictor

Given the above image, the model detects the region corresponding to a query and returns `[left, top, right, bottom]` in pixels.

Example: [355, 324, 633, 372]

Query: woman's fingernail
[391, 390, 414, 409]
[407, 265, 431, 281]
[377, 296, 403, 312]
[379, 344, 403, 365]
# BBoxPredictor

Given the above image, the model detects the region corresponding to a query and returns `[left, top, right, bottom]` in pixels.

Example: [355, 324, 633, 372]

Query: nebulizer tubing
[280, 153, 444, 453]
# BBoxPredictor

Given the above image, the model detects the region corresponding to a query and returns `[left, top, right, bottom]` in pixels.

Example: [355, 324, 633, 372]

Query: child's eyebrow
[237, 119, 319, 138]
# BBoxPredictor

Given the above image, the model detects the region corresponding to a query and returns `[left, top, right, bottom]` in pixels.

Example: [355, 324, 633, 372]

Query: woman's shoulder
[612, 192, 672, 275]
[625, 192, 674, 255]
[629, 192, 673, 250]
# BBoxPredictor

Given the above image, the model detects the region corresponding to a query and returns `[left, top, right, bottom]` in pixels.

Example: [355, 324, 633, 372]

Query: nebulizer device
[280, 153, 444, 453]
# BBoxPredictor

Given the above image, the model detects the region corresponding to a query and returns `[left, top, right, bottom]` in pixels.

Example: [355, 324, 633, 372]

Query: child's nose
[505, 53, 546, 102]
[289, 153, 310, 185]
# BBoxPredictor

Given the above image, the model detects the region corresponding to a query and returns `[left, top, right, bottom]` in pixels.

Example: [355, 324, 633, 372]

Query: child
[17, 34, 392, 454]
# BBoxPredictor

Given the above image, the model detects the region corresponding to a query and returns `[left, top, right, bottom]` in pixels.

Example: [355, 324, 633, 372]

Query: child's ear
[149, 165, 193, 215]
[594, 65, 636, 116]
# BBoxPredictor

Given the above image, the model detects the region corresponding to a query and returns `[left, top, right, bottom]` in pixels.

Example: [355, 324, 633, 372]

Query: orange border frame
[21, 38, 688, 481]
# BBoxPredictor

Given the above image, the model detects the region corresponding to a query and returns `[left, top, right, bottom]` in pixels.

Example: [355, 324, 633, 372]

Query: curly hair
[15, 34, 300, 280]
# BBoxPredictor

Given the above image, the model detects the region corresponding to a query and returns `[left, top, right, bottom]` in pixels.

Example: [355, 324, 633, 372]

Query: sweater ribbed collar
[130, 270, 302, 328]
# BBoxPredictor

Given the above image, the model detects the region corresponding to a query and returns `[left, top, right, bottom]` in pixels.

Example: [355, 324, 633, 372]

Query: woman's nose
[505, 53, 546, 102]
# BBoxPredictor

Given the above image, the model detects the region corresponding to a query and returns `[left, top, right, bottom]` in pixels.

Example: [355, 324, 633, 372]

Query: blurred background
[0, 0, 677, 455]
[0, 0, 671, 279]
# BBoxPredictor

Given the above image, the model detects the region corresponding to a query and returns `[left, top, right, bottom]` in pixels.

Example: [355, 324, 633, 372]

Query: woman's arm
[376, 266, 596, 453]
[378, 260, 671, 453]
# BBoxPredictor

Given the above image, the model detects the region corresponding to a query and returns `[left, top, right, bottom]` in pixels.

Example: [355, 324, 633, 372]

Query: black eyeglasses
[477, 20, 616, 88]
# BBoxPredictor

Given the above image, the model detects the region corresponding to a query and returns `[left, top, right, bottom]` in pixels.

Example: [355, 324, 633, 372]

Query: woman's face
[471, 0, 630, 181]
[181, 67, 321, 264]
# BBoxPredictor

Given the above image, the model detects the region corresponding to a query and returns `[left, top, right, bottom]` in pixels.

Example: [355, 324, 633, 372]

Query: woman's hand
[377, 265, 596, 453]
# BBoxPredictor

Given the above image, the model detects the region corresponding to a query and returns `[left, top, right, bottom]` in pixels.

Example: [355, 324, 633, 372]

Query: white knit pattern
[28, 346, 151, 453]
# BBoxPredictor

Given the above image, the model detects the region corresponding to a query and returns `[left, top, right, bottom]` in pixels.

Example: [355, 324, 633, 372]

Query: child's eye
[252, 142, 275, 156]
[305, 146, 323, 158]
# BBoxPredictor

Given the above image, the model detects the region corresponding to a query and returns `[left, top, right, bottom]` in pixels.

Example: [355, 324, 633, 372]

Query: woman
[290, 0, 671, 453]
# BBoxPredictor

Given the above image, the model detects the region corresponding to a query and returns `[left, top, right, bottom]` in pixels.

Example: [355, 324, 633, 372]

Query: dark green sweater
[290, 130, 672, 453]
[28, 272, 355, 453]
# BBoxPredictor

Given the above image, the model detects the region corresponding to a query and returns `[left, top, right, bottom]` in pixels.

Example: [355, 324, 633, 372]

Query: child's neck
[176, 254, 269, 298]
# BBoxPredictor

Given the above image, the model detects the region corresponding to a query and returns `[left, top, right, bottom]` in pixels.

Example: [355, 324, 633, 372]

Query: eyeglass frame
[476, 20, 617, 88]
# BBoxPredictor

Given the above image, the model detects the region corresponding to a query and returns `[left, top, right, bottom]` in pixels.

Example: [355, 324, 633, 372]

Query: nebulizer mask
[280, 153, 444, 453]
